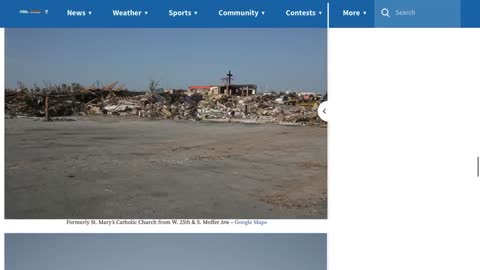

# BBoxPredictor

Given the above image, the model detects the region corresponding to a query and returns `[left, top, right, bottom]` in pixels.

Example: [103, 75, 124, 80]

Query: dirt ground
[5, 117, 327, 219]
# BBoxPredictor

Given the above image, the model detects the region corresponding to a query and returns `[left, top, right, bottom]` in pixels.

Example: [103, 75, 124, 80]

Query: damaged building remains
[6, 71, 326, 125]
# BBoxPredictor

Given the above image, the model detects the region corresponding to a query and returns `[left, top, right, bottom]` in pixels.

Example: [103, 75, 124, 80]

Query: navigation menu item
[285, 10, 319, 16]
[218, 10, 265, 18]
[112, 10, 147, 16]
[66, 10, 92, 16]
[169, 10, 198, 17]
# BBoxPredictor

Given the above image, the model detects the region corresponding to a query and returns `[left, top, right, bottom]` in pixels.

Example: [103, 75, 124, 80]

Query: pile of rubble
[5, 89, 325, 125]
[195, 92, 323, 124]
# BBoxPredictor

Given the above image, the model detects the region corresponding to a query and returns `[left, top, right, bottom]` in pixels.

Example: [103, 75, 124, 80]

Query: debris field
[5, 88, 325, 125]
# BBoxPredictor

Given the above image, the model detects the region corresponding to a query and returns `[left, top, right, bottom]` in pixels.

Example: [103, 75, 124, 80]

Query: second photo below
[5, 234, 327, 270]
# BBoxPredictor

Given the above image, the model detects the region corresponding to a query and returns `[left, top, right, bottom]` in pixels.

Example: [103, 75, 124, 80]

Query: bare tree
[33, 82, 40, 91]
[16, 81, 26, 90]
[148, 80, 160, 92]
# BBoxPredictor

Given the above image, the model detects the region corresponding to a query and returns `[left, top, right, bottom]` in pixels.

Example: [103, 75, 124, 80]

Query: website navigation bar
[0, 0, 327, 28]
[1, 0, 480, 27]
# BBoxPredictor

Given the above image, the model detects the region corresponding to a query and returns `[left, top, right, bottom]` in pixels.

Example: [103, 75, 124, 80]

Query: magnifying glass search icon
[381, 8, 390, 18]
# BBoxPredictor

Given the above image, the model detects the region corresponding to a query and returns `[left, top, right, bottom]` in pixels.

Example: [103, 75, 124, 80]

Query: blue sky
[6, 234, 327, 270]
[6, 28, 327, 92]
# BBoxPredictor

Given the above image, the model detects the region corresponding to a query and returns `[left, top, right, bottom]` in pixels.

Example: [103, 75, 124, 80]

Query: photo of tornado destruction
[6, 234, 327, 270]
[5, 28, 327, 219]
